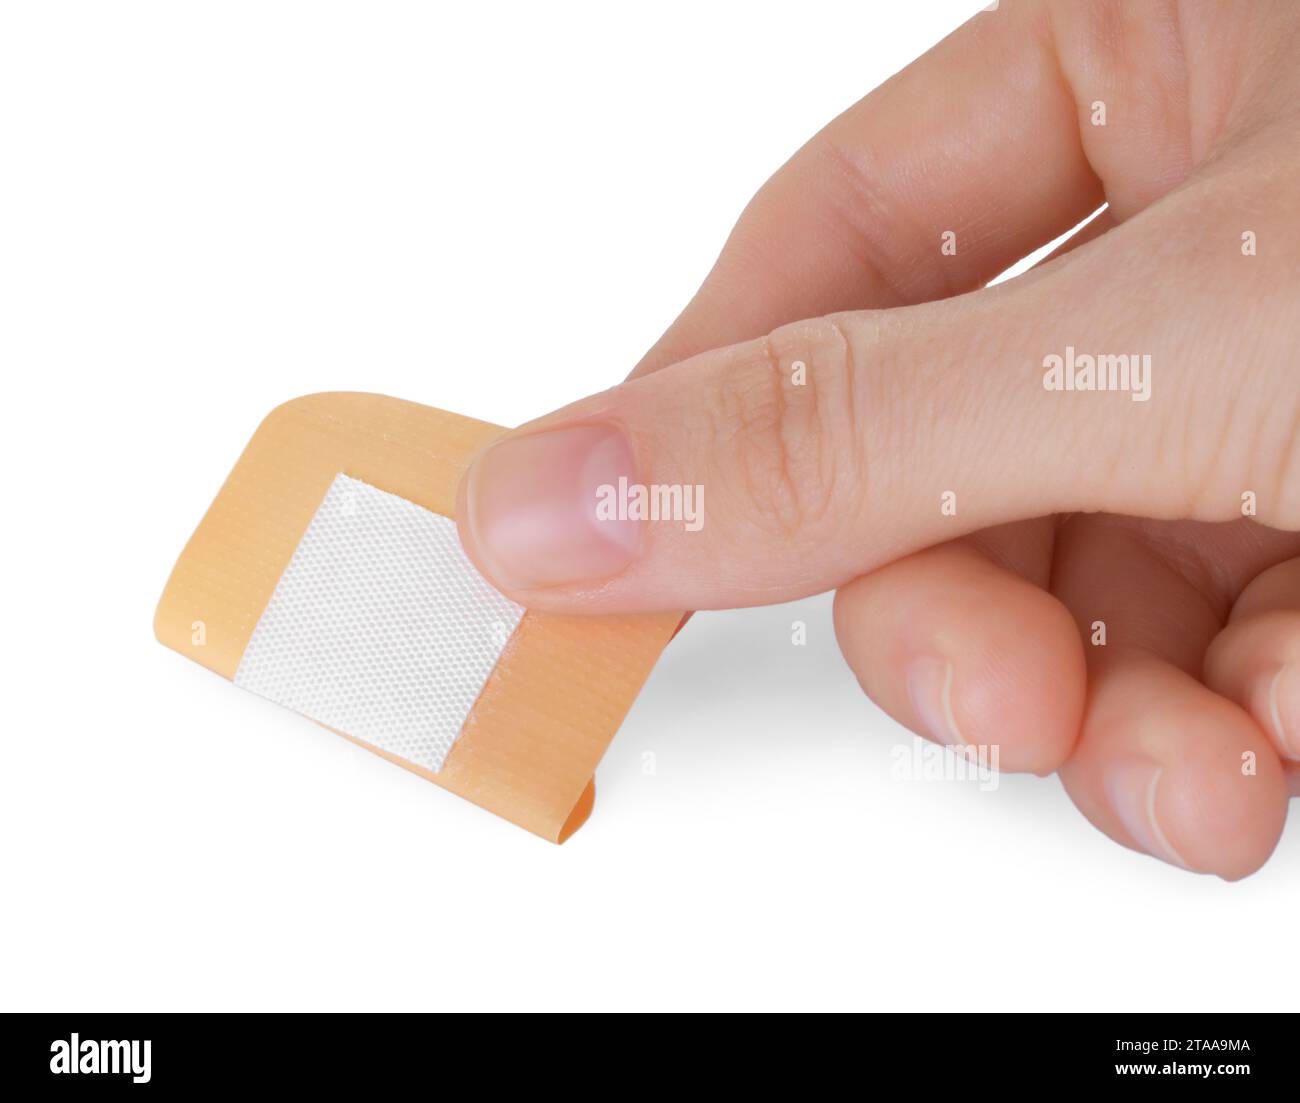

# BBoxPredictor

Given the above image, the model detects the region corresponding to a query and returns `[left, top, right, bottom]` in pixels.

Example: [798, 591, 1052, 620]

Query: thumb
[456, 215, 1289, 613]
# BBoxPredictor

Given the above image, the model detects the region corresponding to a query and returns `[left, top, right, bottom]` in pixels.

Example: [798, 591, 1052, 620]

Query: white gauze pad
[233, 473, 524, 772]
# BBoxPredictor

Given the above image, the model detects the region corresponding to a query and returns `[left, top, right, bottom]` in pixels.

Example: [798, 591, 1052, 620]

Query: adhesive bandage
[154, 393, 681, 841]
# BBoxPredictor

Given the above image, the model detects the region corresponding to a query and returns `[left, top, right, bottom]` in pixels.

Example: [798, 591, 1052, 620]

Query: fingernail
[1262, 665, 1300, 760]
[1103, 758, 1189, 868]
[465, 423, 640, 591]
[905, 656, 967, 747]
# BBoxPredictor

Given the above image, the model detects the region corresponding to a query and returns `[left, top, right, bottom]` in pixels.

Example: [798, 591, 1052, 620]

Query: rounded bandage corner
[154, 392, 681, 842]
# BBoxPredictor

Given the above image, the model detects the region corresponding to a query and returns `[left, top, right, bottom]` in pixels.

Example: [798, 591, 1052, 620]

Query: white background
[1, 1, 1294, 1012]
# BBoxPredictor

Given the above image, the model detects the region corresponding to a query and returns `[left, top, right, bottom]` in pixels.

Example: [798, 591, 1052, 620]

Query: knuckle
[707, 316, 866, 538]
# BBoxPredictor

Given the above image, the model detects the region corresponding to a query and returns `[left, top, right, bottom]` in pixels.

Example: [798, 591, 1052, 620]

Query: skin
[457, 0, 1300, 879]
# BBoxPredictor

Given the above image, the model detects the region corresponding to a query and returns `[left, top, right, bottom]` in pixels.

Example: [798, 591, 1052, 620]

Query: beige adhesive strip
[154, 392, 681, 842]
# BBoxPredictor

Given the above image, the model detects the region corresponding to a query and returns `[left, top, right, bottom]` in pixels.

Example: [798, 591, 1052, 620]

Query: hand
[456, 0, 1300, 879]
